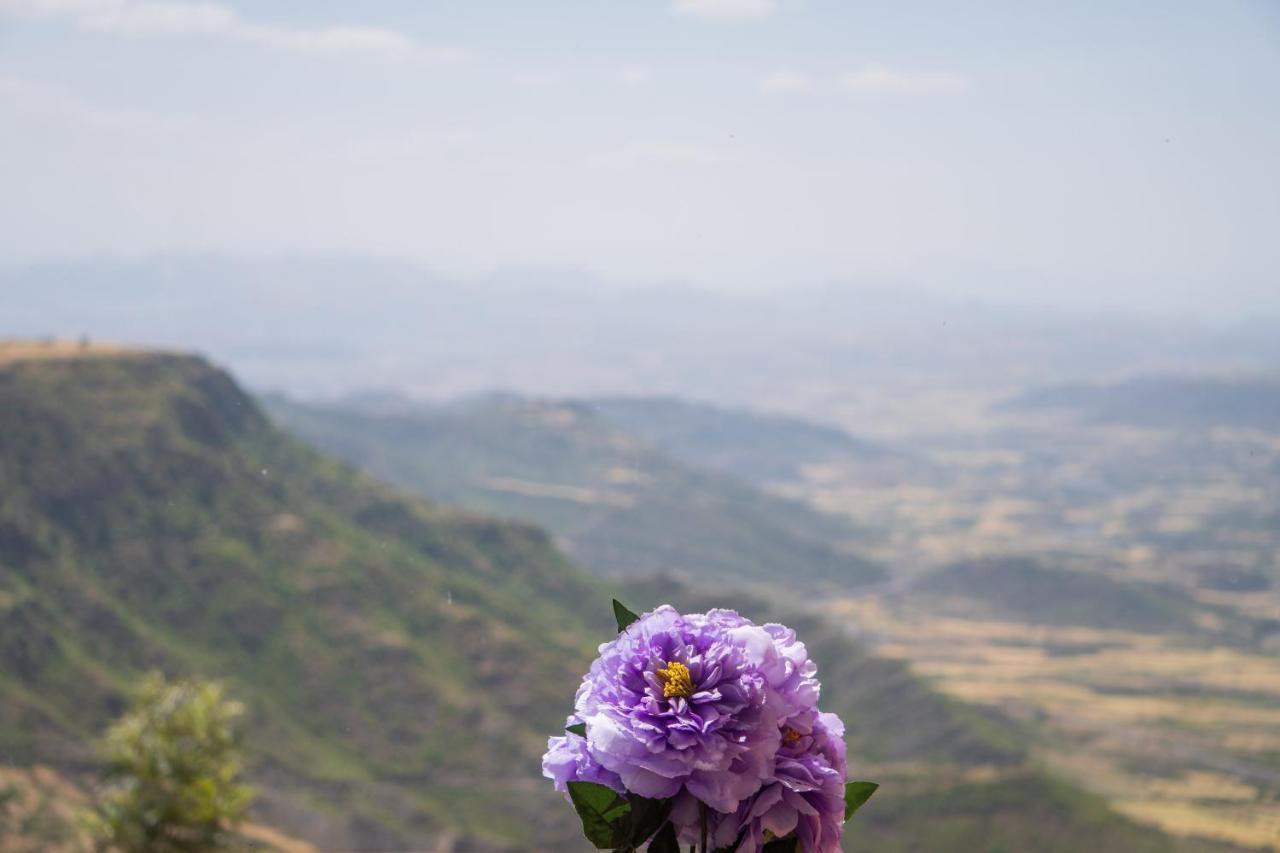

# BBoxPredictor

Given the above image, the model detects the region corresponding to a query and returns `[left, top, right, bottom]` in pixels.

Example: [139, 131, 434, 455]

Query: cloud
[511, 68, 562, 87]
[0, 0, 451, 58]
[838, 65, 970, 96]
[78, 0, 237, 36]
[347, 127, 476, 161]
[238, 24, 414, 55]
[620, 66, 654, 86]
[757, 70, 811, 95]
[671, 0, 775, 21]
[0, 72, 195, 132]
[613, 140, 724, 165]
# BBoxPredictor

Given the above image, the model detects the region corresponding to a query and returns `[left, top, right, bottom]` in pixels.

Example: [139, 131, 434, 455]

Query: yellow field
[829, 597, 1280, 850]
[0, 339, 150, 365]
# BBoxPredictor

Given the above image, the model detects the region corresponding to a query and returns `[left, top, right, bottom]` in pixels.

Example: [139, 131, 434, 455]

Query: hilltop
[0, 338, 154, 365]
[0, 348, 611, 849]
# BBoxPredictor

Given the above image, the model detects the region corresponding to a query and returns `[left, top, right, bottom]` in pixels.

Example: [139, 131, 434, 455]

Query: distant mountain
[6, 255, 1277, 407]
[581, 396, 896, 484]
[1003, 374, 1280, 432]
[910, 558, 1215, 635]
[263, 393, 886, 590]
[0, 347, 611, 850]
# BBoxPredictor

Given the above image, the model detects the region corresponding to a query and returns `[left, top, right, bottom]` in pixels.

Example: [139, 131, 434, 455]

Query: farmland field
[784, 381, 1280, 850]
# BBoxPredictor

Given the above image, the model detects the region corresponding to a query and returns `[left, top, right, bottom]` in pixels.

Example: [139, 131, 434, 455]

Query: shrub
[89, 674, 254, 852]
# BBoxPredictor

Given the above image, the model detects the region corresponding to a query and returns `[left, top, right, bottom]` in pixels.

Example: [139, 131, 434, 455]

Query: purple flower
[694, 710, 848, 853]
[764, 623, 821, 712]
[569, 606, 819, 813]
[542, 717, 624, 797]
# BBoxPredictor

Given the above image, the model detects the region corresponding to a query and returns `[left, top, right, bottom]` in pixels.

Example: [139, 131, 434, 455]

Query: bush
[90, 674, 255, 852]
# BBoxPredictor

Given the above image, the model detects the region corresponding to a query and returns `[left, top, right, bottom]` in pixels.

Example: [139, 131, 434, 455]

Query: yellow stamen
[782, 728, 802, 746]
[656, 661, 694, 699]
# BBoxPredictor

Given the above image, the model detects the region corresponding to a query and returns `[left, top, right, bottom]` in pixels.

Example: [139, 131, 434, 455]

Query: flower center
[782, 727, 802, 746]
[656, 660, 694, 699]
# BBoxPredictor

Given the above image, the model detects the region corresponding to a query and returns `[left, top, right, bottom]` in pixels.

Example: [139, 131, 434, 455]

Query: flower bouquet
[544, 600, 877, 852]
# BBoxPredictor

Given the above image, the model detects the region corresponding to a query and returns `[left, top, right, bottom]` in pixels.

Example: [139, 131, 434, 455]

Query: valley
[5, 2, 1276, 848]
[793, 382, 1280, 849]
[4, 344, 1232, 850]
[270, 375, 1280, 850]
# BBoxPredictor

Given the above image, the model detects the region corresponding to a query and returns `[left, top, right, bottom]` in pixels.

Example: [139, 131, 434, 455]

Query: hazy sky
[2, 1, 1278, 315]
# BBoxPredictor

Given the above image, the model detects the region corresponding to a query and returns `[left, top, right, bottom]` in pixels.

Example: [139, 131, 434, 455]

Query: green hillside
[264, 394, 884, 589]
[911, 558, 1220, 635]
[582, 396, 892, 483]
[844, 772, 1237, 853]
[0, 351, 1236, 852]
[0, 351, 611, 850]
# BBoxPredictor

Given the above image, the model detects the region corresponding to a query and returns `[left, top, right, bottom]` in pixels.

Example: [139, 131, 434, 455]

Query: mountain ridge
[0, 347, 610, 849]
[263, 393, 886, 590]
[0, 345, 1241, 852]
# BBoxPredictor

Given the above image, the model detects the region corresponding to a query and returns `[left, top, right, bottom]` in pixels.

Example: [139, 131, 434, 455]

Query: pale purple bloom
[542, 717, 624, 796]
[544, 603, 852, 850]
[690, 710, 848, 852]
[569, 605, 820, 813]
[764, 623, 821, 711]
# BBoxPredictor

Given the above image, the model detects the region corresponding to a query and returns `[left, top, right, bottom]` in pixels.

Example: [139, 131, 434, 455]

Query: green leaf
[621, 794, 671, 847]
[646, 821, 681, 853]
[613, 599, 641, 633]
[565, 722, 587, 737]
[844, 780, 879, 821]
[567, 781, 630, 849]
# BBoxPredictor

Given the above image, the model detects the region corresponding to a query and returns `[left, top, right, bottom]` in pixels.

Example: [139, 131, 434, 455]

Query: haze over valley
[5, 248, 1277, 848]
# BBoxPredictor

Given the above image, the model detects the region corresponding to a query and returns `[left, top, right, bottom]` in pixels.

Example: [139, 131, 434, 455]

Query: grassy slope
[0, 353, 1234, 851]
[582, 395, 889, 483]
[0, 353, 612, 850]
[844, 772, 1237, 853]
[264, 395, 884, 589]
[910, 558, 1217, 635]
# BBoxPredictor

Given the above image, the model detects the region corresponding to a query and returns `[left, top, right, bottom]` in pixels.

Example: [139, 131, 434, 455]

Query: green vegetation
[911, 558, 1211, 634]
[582, 395, 890, 484]
[844, 772, 1236, 853]
[0, 351, 1240, 851]
[0, 352, 610, 849]
[89, 674, 253, 852]
[264, 394, 884, 589]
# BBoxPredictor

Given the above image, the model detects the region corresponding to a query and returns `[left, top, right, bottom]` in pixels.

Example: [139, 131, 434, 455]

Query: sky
[1, 0, 1278, 317]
